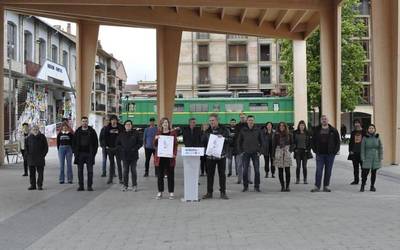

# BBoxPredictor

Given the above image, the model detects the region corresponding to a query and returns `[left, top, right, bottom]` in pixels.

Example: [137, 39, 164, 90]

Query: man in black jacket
[73, 117, 99, 191]
[238, 115, 263, 192]
[202, 113, 231, 200]
[234, 113, 251, 184]
[182, 118, 202, 147]
[25, 125, 48, 190]
[116, 120, 143, 192]
[99, 116, 110, 177]
[102, 115, 125, 184]
[311, 115, 340, 192]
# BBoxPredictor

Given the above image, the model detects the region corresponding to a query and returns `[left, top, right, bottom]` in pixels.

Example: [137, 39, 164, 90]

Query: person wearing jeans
[238, 115, 263, 192]
[57, 122, 74, 184]
[116, 120, 143, 192]
[234, 113, 251, 184]
[311, 115, 340, 193]
[143, 117, 158, 177]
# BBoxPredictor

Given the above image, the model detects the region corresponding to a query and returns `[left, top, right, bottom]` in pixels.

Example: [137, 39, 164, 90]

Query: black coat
[25, 133, 48, 166]
[292, 130, 313, 160]
[73, 126, 99, 165]
[233, 122, 248, 154]
[201, 125, 231, 159]
[182, 127, 202, 147]
[99, 126, 107, 148]
[237, 126, 263, 154]
[116, 130, 143, 161]
[311, 125, 340, 155]
[101, 123, 124, 149]
[261, 129, 275, 156]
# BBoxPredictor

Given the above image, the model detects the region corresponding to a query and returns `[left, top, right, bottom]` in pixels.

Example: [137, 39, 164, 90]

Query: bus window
[273, 103, 280, 112]
[212, 104, 220, 112]
[174, 104, 184, 112]
[128, 103, 136, 112]
[190, 104, 208, 112]
[225, 104, 243, 112]
[249, 103, 268, 111]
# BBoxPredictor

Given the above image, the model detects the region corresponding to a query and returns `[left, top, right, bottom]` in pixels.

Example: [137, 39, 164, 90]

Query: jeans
[58, 145, 73, 183]
[295, 149, 308, 181]
[21, 149, 28, 175]
[236, 153, 251, 183]
[351, 153, 362, 183]
[315, 154, 336, 189]
[144, 148, 156, 175]
[361, 168, 377, 187]
[102, 147, 107, 175]
[123, 159, 138, 188]
[29, 165, 44, 188]
[157, 158, 174, 192]
[264, 150, 275, 175]
[108, 148, 122, 182]
[242, 152, 260, 188]
[77, 152, 93, 189]
[206, 158, 226, 194]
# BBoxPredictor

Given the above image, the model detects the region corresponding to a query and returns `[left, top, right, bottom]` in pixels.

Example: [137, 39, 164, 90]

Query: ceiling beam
[220, 8, 225, 20]
[258, 9, 270, 26]
[275, 10, 289, 30]
[290, 10, 308, 32]
[304, 12, 320, 39]
[240, 8, 247, 24]
[6, 4, 303, 40]
[174, 6, 179, 13]
[199, 7, 203, 17]
[2, 0, 329, 10]
[149, 6, 154, 10]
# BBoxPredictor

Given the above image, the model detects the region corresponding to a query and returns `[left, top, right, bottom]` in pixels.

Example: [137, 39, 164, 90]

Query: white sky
[39, 17, 157, 84]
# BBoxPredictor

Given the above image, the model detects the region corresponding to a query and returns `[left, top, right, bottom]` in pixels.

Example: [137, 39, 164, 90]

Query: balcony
[95, 62, 105, 72]
[109, 107, 117, 113]
[197, 78, 211, 88]
[95, 82, 106, 92]
[228, 76, 248, 88]
[93, 103, 106, 112]
[261, 76, 271, 84]
[108, 86, 116, 95]
[107, 68, 116, 77]
[196, 32, 210, 40]
[227, 34, 248, 40]
[228, 54, 248, 62]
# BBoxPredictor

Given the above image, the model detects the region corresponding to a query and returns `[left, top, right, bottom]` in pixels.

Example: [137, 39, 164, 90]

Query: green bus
[120, 97, 294, 127]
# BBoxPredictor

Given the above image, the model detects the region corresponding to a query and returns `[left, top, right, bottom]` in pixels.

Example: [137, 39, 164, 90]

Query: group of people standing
[18, 111, 383, 197]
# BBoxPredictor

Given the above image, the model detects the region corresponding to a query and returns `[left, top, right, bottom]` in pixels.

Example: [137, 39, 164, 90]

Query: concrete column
[156, 26, 182, 122]
[0, 6, 4, 166]
[76, 20, 99, 125]
[320, 4, 342, 128]
[293, 40, 308, 126]
[371, 0, 400, 165]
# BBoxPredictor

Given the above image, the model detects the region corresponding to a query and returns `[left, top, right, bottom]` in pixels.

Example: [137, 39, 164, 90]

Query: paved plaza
[0, 145, 400, 250]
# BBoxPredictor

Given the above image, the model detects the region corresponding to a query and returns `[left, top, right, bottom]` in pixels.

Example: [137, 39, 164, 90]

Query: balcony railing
[227, 34, 248, 40]
[229, 75, 248, 84]
[196, 32, 210, 39]
[228, 54, 248, 62]
[107, 68, 116, 76]
[198, 78, 211, 86]
[95, 62, 105, 71]
[261, 76, 271, 84]
[108, 86, 116, 95]
[95, 82, 106, 92]
[95, 103, 106, 111]
[198, 54, 209, 62]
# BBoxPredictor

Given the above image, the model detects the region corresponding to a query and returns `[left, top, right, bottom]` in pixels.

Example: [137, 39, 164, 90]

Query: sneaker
[311, 187, 320, 192]
[242, 187, 248, 192]
[323, 187, 331, 192]
[254, 187, 261, 192]
[28, 186, 36, 190]
[350, 181, 359, 185]
[156, 192, 163, 200]
[77, 187, 84, 191]
[22, 173, 28, 177]
[370, 186, 376, 192]
[87, 187, 94, 191]
[121, 186, 128, 192]
[132, 186, 137, 192]
[220, 193, 229, 200]
[202, 193, 213, 199]
[169, 193, 175, 200]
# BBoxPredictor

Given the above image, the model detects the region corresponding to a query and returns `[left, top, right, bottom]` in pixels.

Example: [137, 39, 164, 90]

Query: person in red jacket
[153, 117, 178, 200]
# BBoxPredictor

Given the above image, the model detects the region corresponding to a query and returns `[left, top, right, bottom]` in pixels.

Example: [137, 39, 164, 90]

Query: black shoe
[295, 179, 300, 184]
[59, 181, 64, 184]
[304, 180, 308, 184]
[227, 173, 232, 177]
[202, 193, 213, 199]
[200, 173, 205, 176]
[119, 180, 123, 184]
[38, 187, 43, 190]
[248, 181, 253, 184]
[77, 187, 84, 191]
[87, 187, 94, 191]
[360, 185, 365, 192]
[323, 187, 331, 192]
[28, 186, 36, 190]
[285, 188, 290, 192]
[271, 174, 275, 178]
[236, 181, 241, 184]
[254, 187, 261, 192]
[143, 173, 149, 177]
[107, 180, 113, 184]
[242, 187, 248, 192]
[311, 187, 320, 192]
[68, 181, 73, 184]
[101, 174, 106, 177]
[22, 173, 28, 177]
[350, 181, 359, 185]
[113, 174, 117, 177]
[370, 186, 376, 192]
[265, 174, 268, 178]
[281, 187, 285, 192]
[220, 193, 229, 200]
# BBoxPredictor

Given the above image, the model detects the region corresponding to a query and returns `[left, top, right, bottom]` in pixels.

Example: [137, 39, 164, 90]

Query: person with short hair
[226, 118, 237, 177]
[18, 123, 30, 177]
[99, 116, 110, 177]
[234, 113, 251, 184]
[143, 117, 158, 177]
[202, 113, 231, 200]
[360, 124, 383, 192]
[310, 115, 340, 193]
[57, 122, 74, 184]
[348, 119, 365, 185]
[73, 117, 98, 191]
[238, 115, 263, 192]
[25, 125, 48, 190]
[273, 122, 293, 192]
[116, 120, 143, 192]
[183, 118, 202, 147]
[293, 120, 312, 184]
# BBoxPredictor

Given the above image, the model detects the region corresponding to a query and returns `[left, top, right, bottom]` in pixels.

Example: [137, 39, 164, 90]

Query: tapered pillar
[293, 40, 308, 126]
[0, 6, 4, 166]
[371, 0, 399, 165]
[320, 3, 342, 128]
[76, 20, 99, 125]
[156, 27, 182, 122]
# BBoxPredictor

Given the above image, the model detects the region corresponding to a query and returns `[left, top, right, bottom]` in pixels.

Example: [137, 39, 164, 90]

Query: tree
[280, 0, 367, 114]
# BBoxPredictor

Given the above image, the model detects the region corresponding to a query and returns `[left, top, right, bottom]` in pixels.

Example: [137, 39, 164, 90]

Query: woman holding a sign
[154, 118, 178, 200]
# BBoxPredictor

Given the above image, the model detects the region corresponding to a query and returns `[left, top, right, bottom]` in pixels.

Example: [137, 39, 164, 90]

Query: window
[360, 40, 369, 59]
[190, 104, 208, 112]
[24, 31, 33, 62]
[260, 44, 271, 61]
[361, 17, 369, 37]
[212, 104, 220, 112]
[358, 0, 370, 15]
[361, 85, 371, 104]
[52, 45, 58, 63]
[7, 21, 17, 60]
[198, 44, 209, 61]
[260, 66, 271, 84]
[174, 104, 184, 112]
[279, 65, 286, 83]
[198, 67, 209, 84]
[363, 63, 370, 82]
[62, 51, 68, 69]
[38, 38, 46, 65]
[228, 44, 247, 61]
[128, 103, 136, 112]
[225, 104, 243, 112]
[249, 103, 268, 111]
[229, 67, 248, 84]
[196, 32, 209, 39]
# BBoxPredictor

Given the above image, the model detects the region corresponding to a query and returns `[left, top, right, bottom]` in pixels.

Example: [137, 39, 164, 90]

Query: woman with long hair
[273, 122, 293, 192]
[154, 117, 178, 200]
[57, 121, 74, 184]
[293, 120, 312, 184]
[262, 122, 275, 178]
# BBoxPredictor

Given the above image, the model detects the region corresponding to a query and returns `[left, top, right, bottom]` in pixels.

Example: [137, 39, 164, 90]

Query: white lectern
[181, 147, 204, 202]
